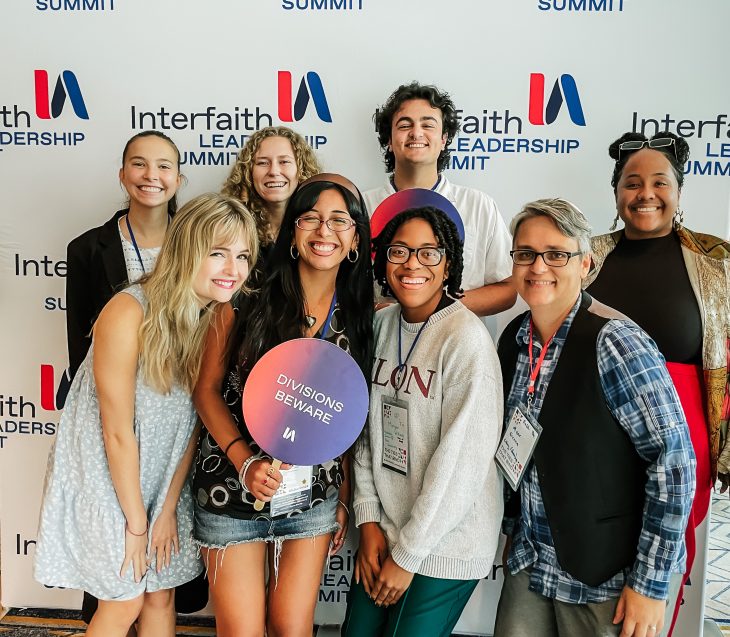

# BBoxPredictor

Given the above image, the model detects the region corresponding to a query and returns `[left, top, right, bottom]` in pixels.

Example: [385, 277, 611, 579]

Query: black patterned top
[192, 304, 348, 520]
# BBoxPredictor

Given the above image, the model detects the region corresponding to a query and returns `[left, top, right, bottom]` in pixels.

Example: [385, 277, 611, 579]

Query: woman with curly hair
[222, 126, 322, 256]
[585, 131, 730, 634]
[35, 194, 259, 637]
[342, 206, 503, 636]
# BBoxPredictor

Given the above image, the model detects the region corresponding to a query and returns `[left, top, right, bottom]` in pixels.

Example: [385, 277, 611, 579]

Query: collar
[515, 294, 583, 348]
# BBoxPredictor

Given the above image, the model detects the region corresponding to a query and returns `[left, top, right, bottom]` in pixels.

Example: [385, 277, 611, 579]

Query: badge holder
[381, 395, 409, 476]
[495, 405, 542, 491]
[269, 464, 313, 517]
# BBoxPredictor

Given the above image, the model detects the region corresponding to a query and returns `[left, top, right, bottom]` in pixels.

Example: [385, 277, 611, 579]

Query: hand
[354, 522, 389, 597]
[502, 534, 512, 568]
[148, 509, 179, 573]
[371, 556, 414, 607]
[330, 500, 349, 556]
[613, 585, 667, 637]
[121, 525, 148, 583]
[244, 458, 290, 502]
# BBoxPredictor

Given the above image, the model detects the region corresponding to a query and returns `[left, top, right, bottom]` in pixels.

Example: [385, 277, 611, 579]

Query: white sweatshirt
[353, 301, 504, 580]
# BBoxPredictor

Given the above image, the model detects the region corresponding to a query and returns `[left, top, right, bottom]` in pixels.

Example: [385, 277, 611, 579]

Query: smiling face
[512, 215, 590, 321]
[389, 99, 447, 171]
[615, 148, 680, 239]
[385, 217, 447, 323]
[252, 136, 299, 208]
[293, 188, 358, 276]
[193, 234, 251, 305]
[119, 136, 181, 212]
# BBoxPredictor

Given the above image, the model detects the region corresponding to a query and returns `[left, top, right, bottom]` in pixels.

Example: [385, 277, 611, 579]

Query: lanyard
[316, 292, 337, 340]
[125, 214, 146, 273]
[527, 320, 555, 407]
[395, 312, 430, 390]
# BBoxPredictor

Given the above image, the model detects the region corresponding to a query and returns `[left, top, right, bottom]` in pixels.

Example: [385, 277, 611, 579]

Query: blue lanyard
[317, 292, 337, 340]
[396, 311, 430, 384]
[125, 214, 146, 273]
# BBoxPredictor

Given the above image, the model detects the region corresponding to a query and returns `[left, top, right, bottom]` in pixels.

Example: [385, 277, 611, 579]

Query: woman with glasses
[191, 174, 373, 637]
[342, 206, 503, 637]
[585, 131, 730, 634]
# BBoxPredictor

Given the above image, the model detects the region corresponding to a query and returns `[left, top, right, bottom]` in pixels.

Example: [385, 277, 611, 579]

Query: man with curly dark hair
[363, 81, 516, 318]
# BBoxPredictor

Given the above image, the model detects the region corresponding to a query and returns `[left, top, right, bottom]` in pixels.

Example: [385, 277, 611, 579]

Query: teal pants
[341, 574, 478, 637]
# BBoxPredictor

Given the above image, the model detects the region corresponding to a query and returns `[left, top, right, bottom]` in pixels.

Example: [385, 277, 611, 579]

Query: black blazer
[65, 209, 128, 379]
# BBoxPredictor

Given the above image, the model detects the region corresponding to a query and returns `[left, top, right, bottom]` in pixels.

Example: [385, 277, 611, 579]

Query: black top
[587, 232, 702, 365]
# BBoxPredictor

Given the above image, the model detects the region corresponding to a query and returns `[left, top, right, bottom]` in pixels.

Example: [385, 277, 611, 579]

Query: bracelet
[238, 455, 258, 493]
[125, 520, 148, 536]
[337, 499, 350, 516]
[223, 436, 245, 457]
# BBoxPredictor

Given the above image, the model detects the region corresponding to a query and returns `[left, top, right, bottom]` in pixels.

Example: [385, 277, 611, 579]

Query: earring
[673, 207, 684, 231]
[290, 245, 299, 260]
[610, 211, 620, 231]
[347, 248, 359, 263]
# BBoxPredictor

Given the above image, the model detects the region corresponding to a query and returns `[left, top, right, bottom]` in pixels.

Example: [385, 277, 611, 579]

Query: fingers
[613, 594, 626, 625]
[246, 460, 285, 500]
[354, 560, 361, 585]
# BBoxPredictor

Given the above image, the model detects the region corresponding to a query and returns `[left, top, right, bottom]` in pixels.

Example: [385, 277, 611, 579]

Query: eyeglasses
[510, 249, 582, 267]
[386, 245, 445, 266]
[618, 137, 676, 159]
[295, 215, 356, 232]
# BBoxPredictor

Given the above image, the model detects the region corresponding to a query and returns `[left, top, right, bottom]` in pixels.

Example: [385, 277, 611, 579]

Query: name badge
[495, 405, 542, 491]
[381, 396, 409, 476]
[270, 464, 312, 517]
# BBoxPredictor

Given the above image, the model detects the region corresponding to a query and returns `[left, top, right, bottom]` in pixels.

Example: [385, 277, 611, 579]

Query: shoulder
[679, 226, 730, 260]
[67, 211, 125, 255]
[439, 178, 497, 209]
[362, 183, 392, 215]
[597, 317, 662, 364]
[438, 304, 498, 358]
[95, 288, 144, 335]
[373, 303, 399, 332]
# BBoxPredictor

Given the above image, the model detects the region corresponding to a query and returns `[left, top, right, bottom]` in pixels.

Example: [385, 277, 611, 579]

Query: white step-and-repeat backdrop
[2, 0, 728, 634]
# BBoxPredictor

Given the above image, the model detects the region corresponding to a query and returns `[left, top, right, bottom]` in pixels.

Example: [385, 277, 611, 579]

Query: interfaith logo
[528, 73, 585, 126]
[278, 71, 332, 123]
[34, 69, 89, 120]
[40, 365, 72, 411]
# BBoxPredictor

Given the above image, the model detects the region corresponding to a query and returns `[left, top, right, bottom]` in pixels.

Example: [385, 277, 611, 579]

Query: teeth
[401, 277, 426, 284]
[407, 143, 426, 148]
[529, 281, 553, 286]
[213, 279, 235, 288]
[140, 186, 162, 192]
[265, 181, 286, 188]
[635, 206, 659, 212]
[311, 243, 335, 253]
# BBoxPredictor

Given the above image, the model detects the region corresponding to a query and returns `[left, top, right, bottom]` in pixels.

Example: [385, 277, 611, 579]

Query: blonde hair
[139, 193, 259, 394]
[221, 126, 322, 245]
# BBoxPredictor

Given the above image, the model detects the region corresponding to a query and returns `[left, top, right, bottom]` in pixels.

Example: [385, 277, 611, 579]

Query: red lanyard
[527, 320, 554, 396]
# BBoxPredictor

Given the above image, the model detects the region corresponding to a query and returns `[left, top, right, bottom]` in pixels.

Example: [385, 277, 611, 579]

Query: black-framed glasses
[618, 137, 676, 159]
[386, 244, 445, 266]
[510, 249, 582, 267]
[295, 215, 356, 232]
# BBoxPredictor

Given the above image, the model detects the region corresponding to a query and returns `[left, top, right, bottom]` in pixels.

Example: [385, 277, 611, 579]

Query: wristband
[238, 455, 258, 493]
[125, 520, 148, 536]
[337, 499, 350, 516]
[223, 436, 245, 457]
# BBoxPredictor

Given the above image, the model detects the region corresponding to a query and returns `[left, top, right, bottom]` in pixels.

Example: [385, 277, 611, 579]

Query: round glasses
[386, 245, 445, 266]
[295, 215, 356, 232]
[510, 249, 582, 267]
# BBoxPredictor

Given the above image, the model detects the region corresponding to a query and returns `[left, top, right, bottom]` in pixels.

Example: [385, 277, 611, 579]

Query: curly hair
[374, 82, 461, 173]
[608, 130, 690, 192]
[373, 206, 464, 299]
[221, 127, 322, 245]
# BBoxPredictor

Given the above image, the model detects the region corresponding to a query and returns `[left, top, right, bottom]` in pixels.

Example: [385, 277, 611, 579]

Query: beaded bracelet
[238, 455, 258, 494]
[223, 436, 245, 457]
[125, 521, 148, 536]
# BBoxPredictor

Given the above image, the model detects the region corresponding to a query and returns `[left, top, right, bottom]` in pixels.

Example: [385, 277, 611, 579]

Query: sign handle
[253, 458, 282, 511]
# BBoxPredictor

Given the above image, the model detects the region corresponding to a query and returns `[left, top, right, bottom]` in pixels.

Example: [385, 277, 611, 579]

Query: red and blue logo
[528, 73, 585, 126]
[40, 365, 71, 411]
[278, 71, 332, 123]
[34, 69, 89, 120]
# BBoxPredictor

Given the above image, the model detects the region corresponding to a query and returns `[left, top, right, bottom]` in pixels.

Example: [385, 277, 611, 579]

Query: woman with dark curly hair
[343, 206, 503, 637]
[221, 126, 321, 253]
[192, 174, 373, 637]
[585, 131, 730, 634]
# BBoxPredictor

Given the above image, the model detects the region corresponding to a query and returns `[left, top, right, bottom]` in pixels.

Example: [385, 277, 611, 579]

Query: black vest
[498, 292, 648, 586]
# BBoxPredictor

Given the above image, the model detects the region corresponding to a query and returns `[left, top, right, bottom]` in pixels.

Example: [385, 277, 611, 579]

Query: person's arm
[597, 321, 695, 635]
[66, 237, 97, 379]
[460, 278, 516, 316]
[93, 292, 148, 582]
[331, 452, 352, 555]
[148, 421, 201, 572]
[192, 304, 284, 501]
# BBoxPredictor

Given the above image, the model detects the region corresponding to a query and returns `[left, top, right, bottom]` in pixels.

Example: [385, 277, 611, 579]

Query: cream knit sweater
[353, 301, 504, 580]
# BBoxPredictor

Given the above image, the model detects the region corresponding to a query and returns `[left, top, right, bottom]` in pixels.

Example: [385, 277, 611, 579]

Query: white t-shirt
[363, 176, 513, 292]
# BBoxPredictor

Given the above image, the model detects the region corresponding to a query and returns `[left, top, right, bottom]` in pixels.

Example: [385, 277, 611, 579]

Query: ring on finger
[266, 466, 275, 476]
[263, 477, 269, 486]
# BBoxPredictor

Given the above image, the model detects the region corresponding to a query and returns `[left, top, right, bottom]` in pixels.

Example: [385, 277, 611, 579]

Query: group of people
[32, 81, 729, 637]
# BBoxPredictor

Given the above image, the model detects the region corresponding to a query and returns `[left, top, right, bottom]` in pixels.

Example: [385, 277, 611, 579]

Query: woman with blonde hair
[35, 193, 259, 637]
[222, 126, 321, 254]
